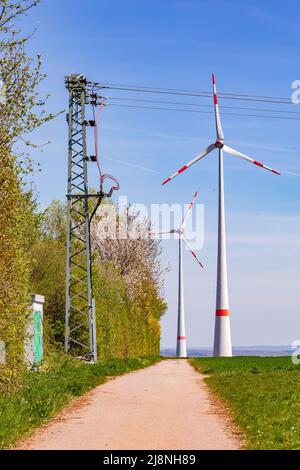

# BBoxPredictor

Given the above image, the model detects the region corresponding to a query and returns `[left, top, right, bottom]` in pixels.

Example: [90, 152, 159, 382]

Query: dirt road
[21, 359, 240, 450]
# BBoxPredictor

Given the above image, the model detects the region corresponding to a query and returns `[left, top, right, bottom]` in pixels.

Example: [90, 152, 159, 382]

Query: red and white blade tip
[212, 73, 216, 84]
[162, 164, 188, 185]
[253, 160, 281, 175]
[191, 250, 203, 268]
[189, 191, 198, 207]
[162, 144, 216, 186]
[223, 144, 280, 176]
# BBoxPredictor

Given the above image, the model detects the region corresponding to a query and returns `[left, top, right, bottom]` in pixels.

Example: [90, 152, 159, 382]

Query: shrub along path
[19, 359, 240, 450]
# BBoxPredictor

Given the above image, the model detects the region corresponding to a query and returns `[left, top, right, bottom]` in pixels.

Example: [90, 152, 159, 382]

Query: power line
[109, 103, 300, 121]
[109, 96, 300, 116]
[102, 82, 294, 105]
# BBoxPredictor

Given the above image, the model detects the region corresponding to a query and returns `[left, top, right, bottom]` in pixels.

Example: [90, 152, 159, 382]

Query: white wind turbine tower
[162, 74, 280, 357]
[152, 191, 203, 357]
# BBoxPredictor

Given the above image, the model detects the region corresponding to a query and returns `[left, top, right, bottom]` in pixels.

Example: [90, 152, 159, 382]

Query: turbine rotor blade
[162, 144, 215, 185]
[182, 235, 203, 268]
[223, 145, 281, 175]
[150, 231, 173, 236]
[212, 73, 224, 141]
[180, 191, 199, 230]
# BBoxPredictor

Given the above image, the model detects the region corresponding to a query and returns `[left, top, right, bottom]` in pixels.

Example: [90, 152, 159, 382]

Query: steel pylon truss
[65, 74, 97, 362]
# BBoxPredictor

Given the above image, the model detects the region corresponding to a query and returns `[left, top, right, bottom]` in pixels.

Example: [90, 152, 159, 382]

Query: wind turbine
[152, 191, 203, 358]
[162, 74, 280, 357]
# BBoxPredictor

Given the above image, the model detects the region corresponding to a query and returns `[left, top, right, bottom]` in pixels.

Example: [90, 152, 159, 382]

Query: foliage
[190, 357, 300, 450]
[0, 152, 30, 386]
[0, 1, 59, 165]
[91, 203, 166, 299]
[0, 0, 56, 387]
[29, 238, 66, 350]
[94, 264, 166, 359]
[30, 199, 167, 357]
[29, 200, 67, 349]
[41, 199, 66, 241]
[0, 353, 161, 449]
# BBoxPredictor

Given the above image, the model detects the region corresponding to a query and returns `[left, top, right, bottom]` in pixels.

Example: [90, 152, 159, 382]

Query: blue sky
[22, 0, 300, 349]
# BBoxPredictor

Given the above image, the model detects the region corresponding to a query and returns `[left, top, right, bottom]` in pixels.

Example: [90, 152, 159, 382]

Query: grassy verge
[190, 356, 300, 450]
[0, 354, 160, 449]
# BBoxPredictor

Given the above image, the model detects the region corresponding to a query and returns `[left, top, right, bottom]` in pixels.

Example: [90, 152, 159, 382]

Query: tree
[29, 238, 66, 349]
[91, 203, 166, 299]
[0, 1, 59, 165]
[0, 0, 57, 387]
[29, 200, 67, 349]
[29, 198, 167, 359]
[41, 199, 66, 241]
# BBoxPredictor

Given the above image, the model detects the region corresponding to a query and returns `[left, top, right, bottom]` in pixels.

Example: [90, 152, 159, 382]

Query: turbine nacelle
[215, 140, 224, 149]
[173, 228, 183, 236]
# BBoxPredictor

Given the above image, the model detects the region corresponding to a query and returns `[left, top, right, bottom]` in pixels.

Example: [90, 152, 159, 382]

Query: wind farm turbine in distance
[152, 191, 203, 357]
[162, 74, 280, 357]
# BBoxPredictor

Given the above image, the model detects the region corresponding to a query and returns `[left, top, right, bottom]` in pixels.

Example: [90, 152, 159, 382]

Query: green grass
[190, 356, 300, 450]
[0, 353, 160, 449]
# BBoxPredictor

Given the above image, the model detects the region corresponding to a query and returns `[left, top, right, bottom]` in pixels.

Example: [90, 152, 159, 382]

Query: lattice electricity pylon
[64, 74, 98, 362]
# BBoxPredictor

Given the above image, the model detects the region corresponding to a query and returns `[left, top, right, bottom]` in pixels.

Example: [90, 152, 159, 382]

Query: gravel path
[21, 359, 240, 450]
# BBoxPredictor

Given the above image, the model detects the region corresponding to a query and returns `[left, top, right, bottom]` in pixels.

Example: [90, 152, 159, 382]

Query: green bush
[0, 156, 39, 388]
[0, 0, 57, 389]
[0, 155, 26, 386]
[94, 264, 166, 358]
[29, 236, 166, 358]
[29, 238, 66, 350]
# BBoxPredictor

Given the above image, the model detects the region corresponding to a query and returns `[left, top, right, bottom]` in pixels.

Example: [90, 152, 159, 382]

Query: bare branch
[0, 1, 41, 30]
